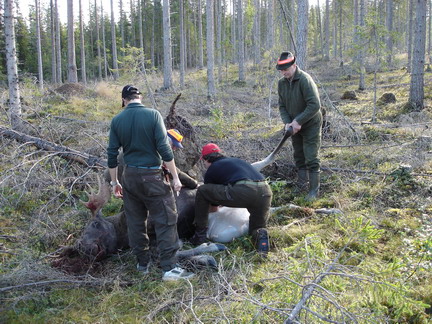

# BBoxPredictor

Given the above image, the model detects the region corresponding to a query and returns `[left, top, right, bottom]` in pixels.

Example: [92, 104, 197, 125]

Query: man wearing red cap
[276, 51, 322, 200]
[189, 143, 272, 255]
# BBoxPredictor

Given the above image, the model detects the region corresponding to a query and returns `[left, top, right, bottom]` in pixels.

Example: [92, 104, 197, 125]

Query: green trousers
[292, 121, 322, 172]
[194, 181, 272, 236]
[122, 167, 180, 271]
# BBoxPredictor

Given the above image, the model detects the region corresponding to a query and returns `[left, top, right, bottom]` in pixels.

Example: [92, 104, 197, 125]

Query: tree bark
[324, 0, 330, 60]
[358, 0, 366, 91]
[409, 0, 427, 110]
[79, 0, 87, 84]
[55, 0, 62, 83]
[4, 0, 22, 130]
[386, 0, 393, 66]
[207, 0, 216, 97]
[296, 0, 309, 69]
[237, 0, 245, 81]
[67, 0, 78, 83]
[50, 0, 57, 83]
[110, 0, 119, 80]
[198, 0, 204, 68]
[179, 0, 185, 88]
[35, 0, 43, 89]
[94, 0, 102, 80]
[101, 1, 109, 79]
[162, 0, 173, 89]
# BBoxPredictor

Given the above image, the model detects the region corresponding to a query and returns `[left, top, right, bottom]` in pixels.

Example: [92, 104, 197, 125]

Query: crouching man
[190, 143, 272, 255]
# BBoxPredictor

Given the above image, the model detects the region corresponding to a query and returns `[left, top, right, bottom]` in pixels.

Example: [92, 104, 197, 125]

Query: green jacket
[278, 67, 322, 127]
[107, 102, 173, 168]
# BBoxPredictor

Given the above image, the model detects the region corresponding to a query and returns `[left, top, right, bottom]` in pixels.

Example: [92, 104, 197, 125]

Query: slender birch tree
[50, 0, 57, 82]
[207, 0, 216, 97]
[94, 0, 102, 80]
[79, 0, 87, 84]
[35, 0, 43, 89]
[162, 0, 173, 89]
[238, 0, 245, 81]
[296, 0, 308, 68]
[179, 0, 185, 87]
[55, 0, 62, 83]
[4, 0, 21, 129]
[110, 0, 119, 80]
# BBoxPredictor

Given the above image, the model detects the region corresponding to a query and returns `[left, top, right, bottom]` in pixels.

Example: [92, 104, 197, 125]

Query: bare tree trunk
[429, 0, 431, 64]
[332, 0, 337, 59]
[386, 0, 393, 66]
[50, 0, 57, 83]
[4, 0, 22, 129]
[237, 0, 245, 81]
[110, 0, 119, 80]
[267, 0, 274, 49]
[407, 0, 414, 72]
[94, 0, 102, 80]
[409, 0, 427, 110]
[358, 0, 366, 90]
[316, 1, 323, 59]
[179, 0, 185, 87]
[253, 0, 260, 64]
[35, 0, 43, 89]
[79, 0, 87, 84]
[207, 0, 216, 97]
[339, 0, 342, 62]
[130, 0, 136, 47]
[296, 0, 308, 69]
[162, 0, 173, 89]
[67, 0, 78, 83]
[231, 0, 236, 63]
[55, 0, 62, 83]
[120, 0, 125, 49]
[324, 0, 330, 60]
[138, 0, 146, 71]
[198, 0, 204, 68]
[151, 0, 157, 67]
[216, 0, 223, 81]
[101, 1, 109, 79]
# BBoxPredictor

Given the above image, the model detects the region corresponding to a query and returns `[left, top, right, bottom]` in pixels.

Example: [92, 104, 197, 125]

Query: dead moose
[52, 177, 226, 275]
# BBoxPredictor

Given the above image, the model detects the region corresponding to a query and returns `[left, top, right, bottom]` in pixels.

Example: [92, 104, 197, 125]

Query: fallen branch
[0, 126, 107, 168]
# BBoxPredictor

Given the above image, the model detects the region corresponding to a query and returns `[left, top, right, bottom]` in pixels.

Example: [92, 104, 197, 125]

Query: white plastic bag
[207, 207, 250, 243]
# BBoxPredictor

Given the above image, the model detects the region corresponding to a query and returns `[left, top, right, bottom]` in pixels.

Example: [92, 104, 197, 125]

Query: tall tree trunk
[332, 0, 337, 58]
[162, 0, 173, 89]
[339, 0, 343, 62]
[324, 0, 330, 60]
[207, 0, 216, 97]
[4, 0, 22, 129]
[253, 0, 260, 64]
[55, 0, 62, 83]
[95, 0, 102, 80]
[316, 1, 324, 59]
[407, 0, 414, 72]
[296, 0, 308, 68]
[79, 0, 87, 84]
[179, 0, 185, 87]
[216, 0, 223, 81]
[198, 0, 204, 68]
[110, 0, 119, 80]
[67, 0, 78, 83]
[50, 0, 57, 83]
[101, 1, 109, 79]
[267, 0, 274, 49]
[35, 0, 43, 89]
[120, 0, 125, 49]
[428, 0, 431, 64]
[151, 0, 157, 67]
[358, 0, 366, 90]
[237, 0, 245, 81]
[409, 0, 427, 109]
[386, 0, 393, 66]
[138, 0, 146, 71]
[231, 0, 236, 63]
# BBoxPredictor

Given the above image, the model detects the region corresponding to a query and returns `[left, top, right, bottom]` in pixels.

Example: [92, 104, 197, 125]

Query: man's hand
[286, 120, 301, 135]
[112, 183, 123, 198]
[172, 178, 182, 195]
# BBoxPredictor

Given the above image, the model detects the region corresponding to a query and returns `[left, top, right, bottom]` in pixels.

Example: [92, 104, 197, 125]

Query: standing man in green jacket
[276, 51, 322, 200]
[107, 85, 194, 281]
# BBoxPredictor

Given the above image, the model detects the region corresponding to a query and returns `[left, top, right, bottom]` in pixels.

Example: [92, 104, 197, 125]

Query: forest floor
[0, 56, 431, 323]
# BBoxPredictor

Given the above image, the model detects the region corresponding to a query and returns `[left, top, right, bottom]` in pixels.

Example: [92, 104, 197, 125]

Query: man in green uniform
[276, 51, 322, 200]
[107, 85, 194, 281]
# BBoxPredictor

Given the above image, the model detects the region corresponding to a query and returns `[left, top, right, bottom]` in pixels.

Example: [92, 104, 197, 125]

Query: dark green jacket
[107, 102, 173, 168]
[278, 67, 322, 127]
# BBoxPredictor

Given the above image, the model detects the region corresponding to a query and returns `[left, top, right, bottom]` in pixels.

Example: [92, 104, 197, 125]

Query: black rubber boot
[189, 227, 208, 246]
[254, 228, 269, 256]
[306, 171, 320, 201]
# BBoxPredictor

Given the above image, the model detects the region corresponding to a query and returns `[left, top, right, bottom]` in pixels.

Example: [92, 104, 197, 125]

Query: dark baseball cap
[121, 85, 141, 98]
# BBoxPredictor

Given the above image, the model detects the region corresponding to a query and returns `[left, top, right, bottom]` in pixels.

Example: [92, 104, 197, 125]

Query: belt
[235, 180, 267, 186]
[126, 165, 161, 170]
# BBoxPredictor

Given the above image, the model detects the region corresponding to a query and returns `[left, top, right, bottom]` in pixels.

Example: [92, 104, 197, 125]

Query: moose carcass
[53, 178, 226, 274]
